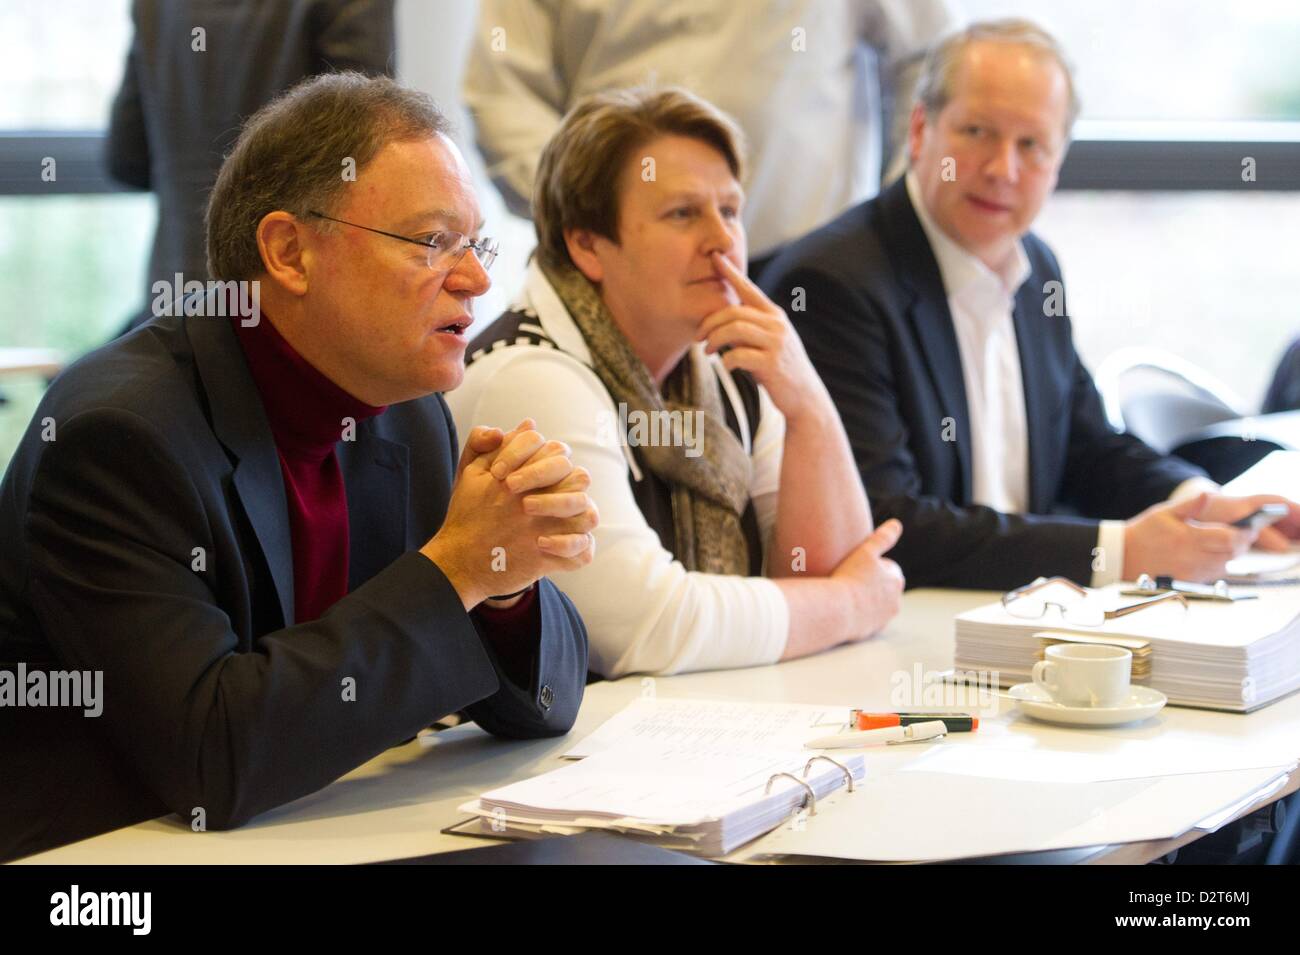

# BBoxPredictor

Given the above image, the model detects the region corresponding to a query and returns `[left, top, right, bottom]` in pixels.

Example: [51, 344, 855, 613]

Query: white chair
[1094, 347, 1247, 454]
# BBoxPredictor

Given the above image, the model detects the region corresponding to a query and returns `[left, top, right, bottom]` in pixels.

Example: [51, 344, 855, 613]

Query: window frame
[4, 124, 1300, 195]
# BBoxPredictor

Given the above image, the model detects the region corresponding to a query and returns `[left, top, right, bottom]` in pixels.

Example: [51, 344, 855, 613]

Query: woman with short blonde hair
[450, 86, 905, 678]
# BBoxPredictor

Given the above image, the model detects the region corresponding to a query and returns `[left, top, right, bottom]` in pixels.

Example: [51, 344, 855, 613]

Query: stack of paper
[461, 699, 863, 856]
[1226, 549, 1300, 585]
[954, 582, 1300, 710]
[1037, 631, 1153, 682]
[1224, 450, 1300, 585]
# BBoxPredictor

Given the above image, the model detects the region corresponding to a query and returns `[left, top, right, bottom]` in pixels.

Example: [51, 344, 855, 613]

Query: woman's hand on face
[695, 251, 827, 423]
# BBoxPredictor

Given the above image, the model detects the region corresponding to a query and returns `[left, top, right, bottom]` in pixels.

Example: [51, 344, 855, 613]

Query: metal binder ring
[766, 772, 817, 816]
[803, 755, 855, 793]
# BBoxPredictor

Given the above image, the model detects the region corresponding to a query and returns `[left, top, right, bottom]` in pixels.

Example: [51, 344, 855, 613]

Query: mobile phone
[1231, 503, 1289, 531]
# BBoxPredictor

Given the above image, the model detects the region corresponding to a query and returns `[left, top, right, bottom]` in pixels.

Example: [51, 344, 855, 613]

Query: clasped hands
[421, 418, 598, 610]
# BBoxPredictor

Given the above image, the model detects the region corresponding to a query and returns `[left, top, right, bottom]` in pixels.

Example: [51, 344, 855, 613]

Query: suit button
[540, 684, 555, 709]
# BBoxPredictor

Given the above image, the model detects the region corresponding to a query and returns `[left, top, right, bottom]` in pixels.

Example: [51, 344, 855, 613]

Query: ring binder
[765, 771, 817, 816]
[803, 755, 854, 792]
[463, 699, 870, 855]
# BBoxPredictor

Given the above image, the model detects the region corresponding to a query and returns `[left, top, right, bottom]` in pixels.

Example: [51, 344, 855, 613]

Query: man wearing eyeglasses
[0, 73, 594, 860]
[762, 19, 1300, 591]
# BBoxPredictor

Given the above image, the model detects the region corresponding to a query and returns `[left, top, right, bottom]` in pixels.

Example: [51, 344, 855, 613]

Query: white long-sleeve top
[446, 261, 790, 677]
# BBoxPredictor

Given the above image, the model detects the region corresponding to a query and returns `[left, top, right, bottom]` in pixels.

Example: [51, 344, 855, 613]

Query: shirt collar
[904, 170, 1031, 303]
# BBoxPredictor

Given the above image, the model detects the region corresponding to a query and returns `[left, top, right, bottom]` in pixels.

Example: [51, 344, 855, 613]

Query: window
[1035, 192, 1300, 407]
[0, 1, 152, 467]
[0, 0, 134, 129]
[964, 0, 1300, 407]
[965, 0, 1300, 125]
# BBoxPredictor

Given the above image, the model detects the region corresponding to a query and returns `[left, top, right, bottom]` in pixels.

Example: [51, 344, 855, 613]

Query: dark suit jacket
[761, 179, 1205, 590]
[0, 311, 588, 861]
[106, 0, 394, 313]
[1263, 338, 1300, 414]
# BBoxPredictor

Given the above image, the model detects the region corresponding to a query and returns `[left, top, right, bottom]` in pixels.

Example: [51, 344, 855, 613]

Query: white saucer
[1007, 683, 1168, 726]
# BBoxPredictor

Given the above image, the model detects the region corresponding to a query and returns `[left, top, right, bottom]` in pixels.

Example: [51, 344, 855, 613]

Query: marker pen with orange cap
[850, 711, 979, 732]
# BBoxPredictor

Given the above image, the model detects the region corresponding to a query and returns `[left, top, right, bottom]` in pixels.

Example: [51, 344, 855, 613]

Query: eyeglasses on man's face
[307, 211, 499, 273]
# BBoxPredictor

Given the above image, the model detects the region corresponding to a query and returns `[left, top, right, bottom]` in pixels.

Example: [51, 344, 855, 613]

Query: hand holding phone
[1231, 503, 1289, 532]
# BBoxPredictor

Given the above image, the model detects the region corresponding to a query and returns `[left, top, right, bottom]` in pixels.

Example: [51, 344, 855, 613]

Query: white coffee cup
[1031, 643, 1132, 708]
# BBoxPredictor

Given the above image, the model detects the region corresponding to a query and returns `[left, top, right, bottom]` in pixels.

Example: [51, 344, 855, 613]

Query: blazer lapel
[1013, 277, 1053, 513]
[879, 181, 974, 500]
[339, 417, 409, 591]
[188, 313, 296, 627]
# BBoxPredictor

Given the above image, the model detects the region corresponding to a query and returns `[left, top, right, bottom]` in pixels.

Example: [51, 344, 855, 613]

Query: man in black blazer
[0, 75, 595, 860]
[763, 19, 1300, 591]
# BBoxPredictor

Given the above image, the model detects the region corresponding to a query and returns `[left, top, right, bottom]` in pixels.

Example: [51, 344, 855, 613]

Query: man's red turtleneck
[231, 315, 538, 686]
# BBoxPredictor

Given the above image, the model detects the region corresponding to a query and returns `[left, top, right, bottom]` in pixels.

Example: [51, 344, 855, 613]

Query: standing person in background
[105, 0, 395, 333]
[464, 0, 959, 278]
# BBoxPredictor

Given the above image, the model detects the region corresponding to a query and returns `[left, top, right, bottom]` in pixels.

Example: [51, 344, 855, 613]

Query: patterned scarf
[540, 259, 753, 574]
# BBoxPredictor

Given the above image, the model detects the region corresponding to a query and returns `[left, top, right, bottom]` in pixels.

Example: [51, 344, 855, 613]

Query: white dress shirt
[906, 171, 1032, 516]
[901, 172, 1200, 586]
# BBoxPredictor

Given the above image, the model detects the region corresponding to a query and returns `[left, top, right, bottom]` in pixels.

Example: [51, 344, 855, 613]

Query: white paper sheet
[563, 697, 850, 759]
[895, 736, 1292, 783]
[1194, 773, 1291, 831]
[482, 741, 825, 824]
[1224, 450, 1300, 499]
[1226, 548, 1300, 578]
[741, 765, 1294, 862]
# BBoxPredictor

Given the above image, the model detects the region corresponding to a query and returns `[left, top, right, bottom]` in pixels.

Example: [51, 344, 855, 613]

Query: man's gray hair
[206, 72, 450, 282]
[915, 18, 1080, 135]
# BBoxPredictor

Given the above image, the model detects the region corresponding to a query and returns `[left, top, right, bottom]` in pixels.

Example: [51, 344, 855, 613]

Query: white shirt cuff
[1168, 476, 1220, 502]
[1090, 520, 1127, 587]
[1090, 477, 1219, 588]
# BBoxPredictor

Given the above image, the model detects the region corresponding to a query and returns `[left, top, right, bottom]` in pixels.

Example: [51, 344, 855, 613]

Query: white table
[17, 588, 1300, 864]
